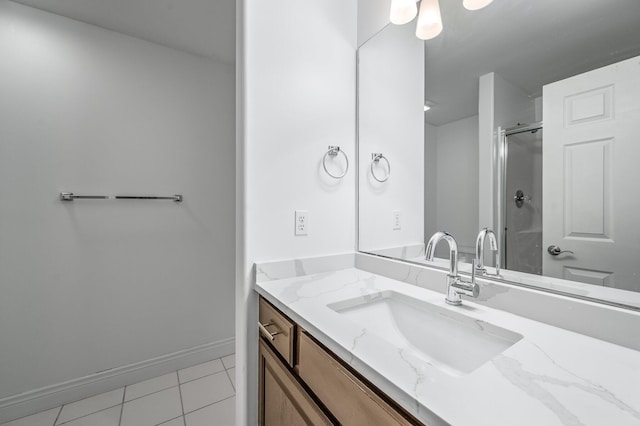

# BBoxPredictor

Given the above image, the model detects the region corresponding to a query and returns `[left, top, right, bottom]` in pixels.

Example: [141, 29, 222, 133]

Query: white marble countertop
[255, 267, 640, 426]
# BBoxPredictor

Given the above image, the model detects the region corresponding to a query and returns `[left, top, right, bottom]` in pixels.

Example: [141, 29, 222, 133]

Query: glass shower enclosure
[501, 123, 543, 275]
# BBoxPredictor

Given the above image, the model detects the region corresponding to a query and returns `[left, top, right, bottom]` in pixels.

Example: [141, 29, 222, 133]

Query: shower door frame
[498, 121, 543, 272]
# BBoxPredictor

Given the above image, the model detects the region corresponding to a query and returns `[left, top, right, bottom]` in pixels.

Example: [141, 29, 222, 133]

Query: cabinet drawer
[259, 297, 296, 367]
[298, 331, 421, 426]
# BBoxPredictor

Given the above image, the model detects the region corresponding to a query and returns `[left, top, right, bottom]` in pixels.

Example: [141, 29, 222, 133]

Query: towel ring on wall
[322, 146, 349, 179]
[371, 153, 390, 183]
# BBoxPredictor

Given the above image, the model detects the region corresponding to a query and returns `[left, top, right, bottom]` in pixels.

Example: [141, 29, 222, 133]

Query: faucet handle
[450, 260, 480, 299]
[475, 253, 502, 279]
[489, 263, 502, 279]
[451, 278, 480, 298]
[483, 261, 502, 279]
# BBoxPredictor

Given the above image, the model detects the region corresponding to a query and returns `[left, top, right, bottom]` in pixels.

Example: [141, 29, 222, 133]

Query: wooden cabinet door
[258, 339, 333, 426]
[298, 331, 421, 426]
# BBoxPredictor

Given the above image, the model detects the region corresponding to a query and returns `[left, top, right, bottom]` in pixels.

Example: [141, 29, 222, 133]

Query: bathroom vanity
[258, 296, 421, 425]
[255, 254, 640, 426]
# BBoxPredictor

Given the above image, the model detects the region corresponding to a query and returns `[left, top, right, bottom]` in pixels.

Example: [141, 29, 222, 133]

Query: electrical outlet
[295, 210, 308, 236]
[392, 210, 401, 230]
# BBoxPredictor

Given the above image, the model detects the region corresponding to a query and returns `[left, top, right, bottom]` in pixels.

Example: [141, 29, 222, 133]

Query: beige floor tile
[158, 417, 185, 426]
[221, 354, 235, 370]
[178, 360, 224, 383]
[227, 368, 236, 390]
[120, 387, 182, 426]
[0, 407, 60, 426]
[180, 372, 234, 414]
[58, 406, 120, 426]
[125, 372, 178, 401]
[57, 388, 123, 424]
[184, 397, 235, 426]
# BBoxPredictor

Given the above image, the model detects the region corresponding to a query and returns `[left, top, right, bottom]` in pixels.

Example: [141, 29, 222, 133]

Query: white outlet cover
[295, 210, 308, 236]
[392, 210, 401, 230]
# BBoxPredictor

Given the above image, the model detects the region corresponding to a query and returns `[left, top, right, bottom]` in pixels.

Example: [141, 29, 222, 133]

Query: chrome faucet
[475, 228, 501, 277]
[426, 232, 479, 306]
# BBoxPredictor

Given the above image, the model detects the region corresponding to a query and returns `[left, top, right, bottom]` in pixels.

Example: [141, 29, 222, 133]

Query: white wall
[424, 123, 437, 240]
[358, 23, 424, 252]
[478, 73, 495, 233]
[435, 116, 479, 254]
[478, 72, 535, 234]
[238, 1, 358, 424]
[494, 73, 536, 130]
[357, 0, 390, 46]
[0, 1, 235, 420]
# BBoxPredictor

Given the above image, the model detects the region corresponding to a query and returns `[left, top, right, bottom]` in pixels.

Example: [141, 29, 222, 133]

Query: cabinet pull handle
[258, 322, 280, 341]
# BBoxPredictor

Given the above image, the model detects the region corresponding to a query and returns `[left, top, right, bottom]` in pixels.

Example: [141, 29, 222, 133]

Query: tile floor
[2, 355, 236, 426]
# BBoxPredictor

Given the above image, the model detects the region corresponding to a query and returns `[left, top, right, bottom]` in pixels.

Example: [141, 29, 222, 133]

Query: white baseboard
[0, 337, 235, 424]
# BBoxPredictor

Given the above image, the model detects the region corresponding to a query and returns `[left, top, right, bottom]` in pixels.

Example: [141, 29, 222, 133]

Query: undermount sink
[328, 291, 523, 377]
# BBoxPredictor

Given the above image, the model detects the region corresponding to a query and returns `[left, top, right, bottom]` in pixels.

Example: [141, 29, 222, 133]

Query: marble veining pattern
[367, 243, 425, 260]
[354, 253, 640, 352]
[255, 252, 354, 283]
[256, 267, 640, 426]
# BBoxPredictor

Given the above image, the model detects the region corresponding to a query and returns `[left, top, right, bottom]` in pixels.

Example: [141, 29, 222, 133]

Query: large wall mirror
[357, 0, 640, 310]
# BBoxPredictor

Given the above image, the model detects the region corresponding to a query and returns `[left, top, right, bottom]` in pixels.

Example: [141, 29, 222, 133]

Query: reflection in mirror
[503, 125, 542, 275]
[357, 0, 640, 309]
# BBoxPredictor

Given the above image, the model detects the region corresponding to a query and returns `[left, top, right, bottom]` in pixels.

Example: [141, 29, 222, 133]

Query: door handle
[547, 245, 574, 256]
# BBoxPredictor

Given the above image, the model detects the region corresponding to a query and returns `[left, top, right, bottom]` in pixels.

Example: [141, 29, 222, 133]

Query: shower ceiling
[423, 0, 640, 125]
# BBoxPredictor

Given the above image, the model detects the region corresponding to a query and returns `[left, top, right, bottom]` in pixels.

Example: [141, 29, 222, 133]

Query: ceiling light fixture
[462, 0, 494, 11]
[390, 0, 494, 40]
[415, 0, 443, 40]
[389, 0, 419, 25]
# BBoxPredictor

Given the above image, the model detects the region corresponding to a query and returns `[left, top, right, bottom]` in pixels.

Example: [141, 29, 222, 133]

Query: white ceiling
[421, 0, 640, 126]
[10, 0, 235, 64]
[11, 0, 640, 126]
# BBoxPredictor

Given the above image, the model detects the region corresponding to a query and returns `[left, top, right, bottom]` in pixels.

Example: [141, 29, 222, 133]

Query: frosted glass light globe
[463, 0, 494, 11]
[415, 0, 443, 40]
[390, 0, 418, 25]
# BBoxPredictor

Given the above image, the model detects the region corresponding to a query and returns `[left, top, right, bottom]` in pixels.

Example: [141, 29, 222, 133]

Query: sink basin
[328, 291, 522, 376]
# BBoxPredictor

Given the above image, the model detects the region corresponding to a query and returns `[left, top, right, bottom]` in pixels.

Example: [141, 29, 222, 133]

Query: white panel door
[543, 56, 640, 291]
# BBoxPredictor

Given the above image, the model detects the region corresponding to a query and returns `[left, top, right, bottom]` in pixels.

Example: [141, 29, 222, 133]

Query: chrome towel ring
[322, 146, 349, 179]
[371, 153, 390, 182]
